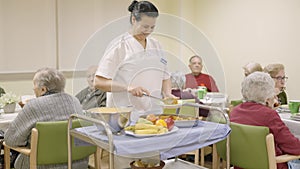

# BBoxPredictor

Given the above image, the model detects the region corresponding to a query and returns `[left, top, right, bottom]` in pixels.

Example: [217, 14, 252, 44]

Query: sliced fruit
[155, 119, 167, 128]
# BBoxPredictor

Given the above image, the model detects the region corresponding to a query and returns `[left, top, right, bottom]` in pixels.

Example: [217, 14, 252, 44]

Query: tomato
[155, 119, 167, 128]
[164, 117, 174, 131]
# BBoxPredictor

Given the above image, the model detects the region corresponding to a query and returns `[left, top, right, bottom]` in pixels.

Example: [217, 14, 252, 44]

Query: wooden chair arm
[3, 141, 32, 169]
[3, 142, 31, 155]
[276, 154, 300, 163]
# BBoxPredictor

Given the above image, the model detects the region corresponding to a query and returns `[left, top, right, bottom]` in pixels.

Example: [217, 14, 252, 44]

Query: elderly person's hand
[272, 88, 281, 108]
[266, 96, 280, 109]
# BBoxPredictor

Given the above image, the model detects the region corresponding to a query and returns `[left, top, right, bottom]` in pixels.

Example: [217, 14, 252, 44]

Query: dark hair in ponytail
[128, 1, 159, 24]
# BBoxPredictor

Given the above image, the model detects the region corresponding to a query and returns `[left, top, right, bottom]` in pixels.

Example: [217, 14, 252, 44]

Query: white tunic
[96, 32, 169, 122]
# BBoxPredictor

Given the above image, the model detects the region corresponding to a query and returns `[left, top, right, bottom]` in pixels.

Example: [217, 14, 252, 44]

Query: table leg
[212, 144, 218, 169]
[200, 147, 205, 166]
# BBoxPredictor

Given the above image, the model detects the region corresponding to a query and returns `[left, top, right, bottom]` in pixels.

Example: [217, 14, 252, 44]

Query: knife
[142, 92, 164, 102]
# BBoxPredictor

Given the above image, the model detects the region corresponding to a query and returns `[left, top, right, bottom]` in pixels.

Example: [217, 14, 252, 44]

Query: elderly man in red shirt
[185, 55, 219, 92]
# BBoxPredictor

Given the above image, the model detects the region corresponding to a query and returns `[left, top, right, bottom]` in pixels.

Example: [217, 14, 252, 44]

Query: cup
[197, 88, 205, 99]
[288, 100, 300, 114]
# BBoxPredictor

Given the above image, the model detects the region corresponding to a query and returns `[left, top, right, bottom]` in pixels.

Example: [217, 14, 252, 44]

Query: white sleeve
[96, 38, 126, 79]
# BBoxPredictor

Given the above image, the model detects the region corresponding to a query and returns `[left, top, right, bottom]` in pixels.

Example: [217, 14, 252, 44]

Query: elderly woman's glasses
[272, 76, 288, 82]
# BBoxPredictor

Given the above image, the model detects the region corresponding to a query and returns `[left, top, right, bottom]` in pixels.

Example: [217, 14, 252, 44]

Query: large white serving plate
[125, 126, 179, 138]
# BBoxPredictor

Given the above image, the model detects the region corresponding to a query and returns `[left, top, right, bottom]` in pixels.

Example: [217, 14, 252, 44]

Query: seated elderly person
[243, 62, 263, 76]
[185, 55, 219, 92]
[230, 72, 300, 169]
[264, 63, 288, 105]
[76, 65, 106, 110]
[4, 67, 87, 169]
[171, 71, 209, 117]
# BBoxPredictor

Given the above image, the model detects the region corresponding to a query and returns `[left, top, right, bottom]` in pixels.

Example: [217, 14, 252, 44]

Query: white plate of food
[125, 126, 179, 138]
[144, 114, 199, 128]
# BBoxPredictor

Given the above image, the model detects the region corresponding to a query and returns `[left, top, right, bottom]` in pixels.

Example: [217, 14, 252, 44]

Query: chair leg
[200, 147, 205, 166]
[212, 144, 218, 169]
[4, 145, 10, 169]
[194, 149, 199, 165]
[94, 147, 102, 169]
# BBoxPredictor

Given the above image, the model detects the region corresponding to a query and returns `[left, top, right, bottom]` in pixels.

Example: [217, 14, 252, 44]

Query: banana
[135, 123, 160, 130]
[135, 129, 159, 134]
[124, 125, 135, 131]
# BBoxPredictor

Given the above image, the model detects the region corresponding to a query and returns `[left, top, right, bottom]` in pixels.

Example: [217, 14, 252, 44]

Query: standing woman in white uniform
[94, 0, 177, 122]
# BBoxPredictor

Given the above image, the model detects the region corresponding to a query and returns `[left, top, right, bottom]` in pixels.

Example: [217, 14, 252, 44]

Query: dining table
[0, 107, 20, 131]
[278, 111, 300, 139]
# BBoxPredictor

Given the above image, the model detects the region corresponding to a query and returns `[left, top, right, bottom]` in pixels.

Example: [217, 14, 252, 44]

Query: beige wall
[1, 0, 300, 102]
[194, 0, 300, 100]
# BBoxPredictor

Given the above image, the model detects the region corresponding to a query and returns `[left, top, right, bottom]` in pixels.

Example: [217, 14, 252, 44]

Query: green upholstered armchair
[3, 120, 101, 169]
[217, 122, 300, 169]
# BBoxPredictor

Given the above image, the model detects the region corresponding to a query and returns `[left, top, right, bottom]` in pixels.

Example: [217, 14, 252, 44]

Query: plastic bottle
[199, 84, 207, 95]
[197, 84, 207, 99]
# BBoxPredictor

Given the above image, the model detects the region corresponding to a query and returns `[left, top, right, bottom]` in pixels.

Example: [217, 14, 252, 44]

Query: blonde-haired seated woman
[264, 63, 288, 105]
[230, 72, 300, 169]
[243, 62, 263, 77]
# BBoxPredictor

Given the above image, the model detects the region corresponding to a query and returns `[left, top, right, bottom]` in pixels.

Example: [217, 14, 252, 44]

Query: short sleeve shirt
[96, 32, 169, 122]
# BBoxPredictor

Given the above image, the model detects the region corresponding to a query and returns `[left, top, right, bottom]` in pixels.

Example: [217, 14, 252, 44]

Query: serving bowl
[87, 107, 132, 133]
[169, 114, 198, 128]
[130, 160, 165, 169]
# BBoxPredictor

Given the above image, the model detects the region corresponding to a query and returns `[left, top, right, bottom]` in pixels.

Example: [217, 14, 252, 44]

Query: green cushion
[217, 122, 270, 169]
[36, 120, 96, 165]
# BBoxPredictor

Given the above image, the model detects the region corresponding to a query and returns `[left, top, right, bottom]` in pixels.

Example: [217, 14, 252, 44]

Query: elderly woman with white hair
[230, 72, 300, 169]
[4, 67, 87, 169]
